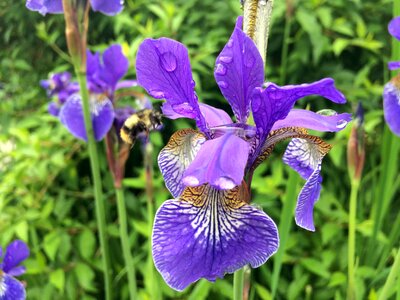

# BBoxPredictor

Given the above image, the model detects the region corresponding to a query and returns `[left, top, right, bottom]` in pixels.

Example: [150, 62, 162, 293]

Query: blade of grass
[271, 169, 300, 298]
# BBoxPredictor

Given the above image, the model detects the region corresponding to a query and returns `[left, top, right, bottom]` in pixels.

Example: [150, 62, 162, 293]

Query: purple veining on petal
[1, 240, 29, 276]
[251, 78, 346, 145]
[199, 103, 232, 127]
[0, 273, 26, 300]
[152, 195, 279, 290]
[214, 16, 264, 123]
[283, 138, 327, 231]
[26, 0, 63, 15]
[388, 61, 400, 71]
[388, 16, 400, 41]
[272, 109, 352, 132]
[90, 0, 123, 15]
[383, 81, 400, 136]
[136, 38, 207, 133]
[59, 94, 115, 141]
[158, 130, 206, 198]
[183, 133, 249, 190]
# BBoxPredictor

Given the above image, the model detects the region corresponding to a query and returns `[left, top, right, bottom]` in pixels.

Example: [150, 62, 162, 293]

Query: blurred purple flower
[41, 45, 138, 142]
[136, 16, 350, 290]
[0, 240, 30, 300]
[384, 16, 400, 136]
[26, 0, 124, 16]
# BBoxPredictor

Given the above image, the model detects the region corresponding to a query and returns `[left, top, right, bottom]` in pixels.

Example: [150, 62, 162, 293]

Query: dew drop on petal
[215, 63, 227, 75]
[317, 109, 337, 116]
[218, 81, 229, 89]
[215, 177, 236, 190]
[244, 54, 255, 68]
[227, 39, 234, 48]
[219, 56, 233, 63]
[336, 119, 348, 129]
[191, 80, 196, 88]
[252, 94, 262, 112]
[183, 176, 200, 186]
[160, 52, 177, 72]
[149, 90, 165, 98]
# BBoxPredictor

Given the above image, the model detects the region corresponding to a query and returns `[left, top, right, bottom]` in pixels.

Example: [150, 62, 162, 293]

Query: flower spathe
[0, 240, 30, 300]
[136, 16, 350, 290]
[384, 16, 400, 136]
[26, 0, 124, 16]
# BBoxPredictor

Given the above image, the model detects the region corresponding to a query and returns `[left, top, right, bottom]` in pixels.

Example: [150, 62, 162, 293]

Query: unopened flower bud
[347, 102, 365, 181]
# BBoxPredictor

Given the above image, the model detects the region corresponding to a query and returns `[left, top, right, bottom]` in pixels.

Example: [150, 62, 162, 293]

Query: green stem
[347, 179, 360, 300]
[75, 70, 112, 300]
[116, 187, 137, 300]
[233, 268, 245, 300]
[143, 142, 160, 300]
[379, 249, 400, 300]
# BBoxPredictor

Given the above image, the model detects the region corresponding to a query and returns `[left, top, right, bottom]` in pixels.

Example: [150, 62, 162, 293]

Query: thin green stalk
[75, 70, 112, 300]
[379, 249, 400, 300]
[143, 142, 160, 300]
[271, 170, 300, 298]
[234, 268, 245, 300]
[347, 179, 360, 300]
[116, 187, 137, 300]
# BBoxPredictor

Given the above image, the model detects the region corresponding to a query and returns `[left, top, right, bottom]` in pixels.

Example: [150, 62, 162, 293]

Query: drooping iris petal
[90, 0, 124, 15]
[136, 38, 207, 132]
[26, 0, 63, 15]
[272, 109, 352, 132]
[183, 133, 249, 190]
[383, 81, 400, 136]
[158, 129, 206, 198]
[283, 136, 332, 231]
[59, 94, 115, 141]
[99, 45, 129, 92]
[152, 184, 279, 291]
[1, 241, 29, 276]
[214, 16, 264, 123]
[251, 78, 346, 142]
[0, 273, 26, 300]
[388, 61, 400, 71]
[115, 80, 138, 90]
[388, 16, 400, 41]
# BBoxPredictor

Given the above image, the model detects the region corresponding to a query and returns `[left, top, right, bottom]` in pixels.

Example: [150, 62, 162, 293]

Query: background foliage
[1, 0, 399, 299]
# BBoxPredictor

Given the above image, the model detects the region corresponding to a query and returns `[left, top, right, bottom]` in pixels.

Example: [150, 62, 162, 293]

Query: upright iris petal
[152, 184, 279, 291]
[59, 94, 115, 141]
[136, 38, 207, 133]
[214, 16, 264, 123]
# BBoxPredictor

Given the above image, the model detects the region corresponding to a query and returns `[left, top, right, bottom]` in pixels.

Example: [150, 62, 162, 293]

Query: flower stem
[347, 179, 360, 300]
[233, 268, 245, 300]
[75, 70, 112, 300]
[379, 249, 400, 300]
[115, 187, 137, 300]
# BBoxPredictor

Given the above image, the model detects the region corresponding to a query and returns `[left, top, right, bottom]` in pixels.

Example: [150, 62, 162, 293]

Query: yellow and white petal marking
[158, 129, 206, 197]
[152, 183, 278, 291]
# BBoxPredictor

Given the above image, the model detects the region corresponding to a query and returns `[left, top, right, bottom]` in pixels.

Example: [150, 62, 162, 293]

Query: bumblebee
[120, 109, 163, 146]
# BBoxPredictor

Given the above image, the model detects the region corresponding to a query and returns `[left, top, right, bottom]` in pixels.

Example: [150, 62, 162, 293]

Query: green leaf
[74, 263, 97, 292]
[50, 269, 65, 292]
[43, 231, 62, 261]
[300, 258, 330, 279]
[79, 229, 96, 260]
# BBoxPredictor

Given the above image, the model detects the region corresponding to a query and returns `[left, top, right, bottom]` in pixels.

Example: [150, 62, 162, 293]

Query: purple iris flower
[136, 16, 351, 290]
[26, 0, 123, 16]
[42, 44, 135, 142]
[0, 240, 30, 300]
[384, 16, 400, 136]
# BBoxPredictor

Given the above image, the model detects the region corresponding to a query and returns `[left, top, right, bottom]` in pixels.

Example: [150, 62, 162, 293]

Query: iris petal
[383, 81, 400, 136]
[0, 273, 26, 300]
[388, 61, 400, 71]
[90, 0, 123, 16]
[59, 94, 115, 142]
[1, 240, 29, 275]
[272, 109, 352, 132]
[26, 0, 63, 15]
[136, 38, 207, 132]
[158, 129, 206, 198]
[388, 16, 400, 41]
[283, 136, 331, 231]
[214, 16, 264, 123]
[152, 184, 279, 291]
[252, 78, 346, 142]
[99, 45, 129, 92]
[183, 133, 249, 190]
